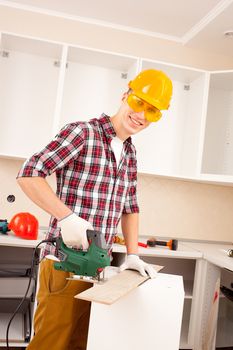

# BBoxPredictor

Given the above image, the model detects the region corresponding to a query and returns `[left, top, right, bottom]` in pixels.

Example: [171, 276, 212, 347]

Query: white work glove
[58, 213, 93, 250]
[119, 254, 157, 278]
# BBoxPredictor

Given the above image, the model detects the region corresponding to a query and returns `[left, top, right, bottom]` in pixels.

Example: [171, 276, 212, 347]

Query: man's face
[120, 93, 151, 136]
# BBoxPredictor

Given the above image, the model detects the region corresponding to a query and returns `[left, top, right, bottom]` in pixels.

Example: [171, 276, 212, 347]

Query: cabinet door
[0, 34, 62, 159]
[201, 71, 233, 177]
[59, 46, 139, 130]
[133, 60, 207, 178]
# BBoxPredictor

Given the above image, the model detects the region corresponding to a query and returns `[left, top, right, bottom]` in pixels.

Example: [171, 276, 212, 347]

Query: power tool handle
[86, 229, 108, 249]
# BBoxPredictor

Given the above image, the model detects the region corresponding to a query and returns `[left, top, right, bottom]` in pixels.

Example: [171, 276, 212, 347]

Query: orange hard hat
[8, 212, 39, 240]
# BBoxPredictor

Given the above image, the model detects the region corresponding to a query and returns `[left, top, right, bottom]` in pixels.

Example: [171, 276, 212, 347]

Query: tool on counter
[114, 235, 125, 245]
[0, 212, 38, 240]
[227, 249, 233, 257]
[147, 237, 178, 251]
[0, 219, 10, 234]
[114, 235, 147, 248]
[114, 235, 178, 250]
[54, 229, 110, 283]
[138, 242, 148, 248]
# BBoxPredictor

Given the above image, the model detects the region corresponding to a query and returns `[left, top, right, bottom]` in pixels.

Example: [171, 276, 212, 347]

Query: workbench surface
[182, 241, 233, 271]
[1, 231, 232, 271]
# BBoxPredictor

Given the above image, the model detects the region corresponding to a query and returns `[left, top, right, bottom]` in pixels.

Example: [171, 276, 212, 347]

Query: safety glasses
[127, 93, 162, 122]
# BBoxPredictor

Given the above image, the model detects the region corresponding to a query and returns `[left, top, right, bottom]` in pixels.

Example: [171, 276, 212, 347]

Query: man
[17, 69, 173, 350]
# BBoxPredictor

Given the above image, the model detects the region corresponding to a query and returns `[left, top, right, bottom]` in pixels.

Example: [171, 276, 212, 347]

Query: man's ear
[122, 92, 128, 102]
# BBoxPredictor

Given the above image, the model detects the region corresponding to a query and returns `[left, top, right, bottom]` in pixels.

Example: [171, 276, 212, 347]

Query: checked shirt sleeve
[17, 123, 85, 178]
[122, 178, 140, 214]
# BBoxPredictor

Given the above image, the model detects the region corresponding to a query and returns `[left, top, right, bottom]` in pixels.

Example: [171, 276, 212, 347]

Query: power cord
[6, 238, 56, 350]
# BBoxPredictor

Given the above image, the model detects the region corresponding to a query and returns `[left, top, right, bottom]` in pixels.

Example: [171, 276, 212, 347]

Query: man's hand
[58, 213, 93, 249]
[119, 254, 157, 278]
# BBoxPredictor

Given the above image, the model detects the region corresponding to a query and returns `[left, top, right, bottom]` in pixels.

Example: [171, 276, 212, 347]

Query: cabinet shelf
[1, 33, 62, 59]
[201, 71, 233, 177]
[134, 59, 207, 178]
[59, 45, 139, 129]
[0, 313, 29, 344]
[0, 33, 62, 159]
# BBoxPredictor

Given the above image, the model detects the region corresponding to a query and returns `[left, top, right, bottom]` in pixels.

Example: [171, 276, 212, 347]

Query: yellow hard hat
[129, 69, 173, 111]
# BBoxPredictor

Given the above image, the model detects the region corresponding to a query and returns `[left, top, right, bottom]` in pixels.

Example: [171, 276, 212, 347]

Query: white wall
[137, 174, 233, 242]
[0, 158, 55, 227]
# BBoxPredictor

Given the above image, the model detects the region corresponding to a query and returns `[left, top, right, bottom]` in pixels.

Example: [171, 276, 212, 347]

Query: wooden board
[75, 265, 163, 305]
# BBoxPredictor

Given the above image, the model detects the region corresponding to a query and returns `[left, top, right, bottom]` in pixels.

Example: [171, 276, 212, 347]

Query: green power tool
[0, 220, 9, 234]
[54, 229, 110, 282]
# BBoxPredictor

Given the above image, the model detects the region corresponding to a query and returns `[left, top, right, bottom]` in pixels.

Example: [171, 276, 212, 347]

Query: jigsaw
[53, 229, 110, 282]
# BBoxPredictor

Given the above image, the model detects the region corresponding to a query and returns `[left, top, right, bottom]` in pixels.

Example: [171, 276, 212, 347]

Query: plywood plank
[75, 265, 163, 305]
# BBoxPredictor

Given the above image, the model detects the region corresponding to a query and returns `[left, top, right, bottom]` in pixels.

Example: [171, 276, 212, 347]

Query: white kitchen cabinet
[133, 59, 208, 178]
[139, 255, 199, 349]
[0, 238, 41, 348]
[0, 31, 233, 185]
[58, 45, 139, 130]
[0, 33, 62, 159]
[178, 242, 233, 350]
[112, 244, 202, 349]
[87, 273, 184, 350]
[0, 233, 232, 349]
[113, 241, 233, 350]
[201, 71, 233, 181]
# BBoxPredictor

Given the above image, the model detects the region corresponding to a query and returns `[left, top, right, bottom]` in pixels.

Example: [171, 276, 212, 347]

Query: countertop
[113, 240, 233, 271]
[113, 241, 203, 259]
[1, 231, 232, 271]
[182, 241, 233, 271]
[0, 230, 46, 248]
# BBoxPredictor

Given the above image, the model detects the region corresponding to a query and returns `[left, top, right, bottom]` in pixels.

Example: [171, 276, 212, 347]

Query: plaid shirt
[18, 114, 139, 256]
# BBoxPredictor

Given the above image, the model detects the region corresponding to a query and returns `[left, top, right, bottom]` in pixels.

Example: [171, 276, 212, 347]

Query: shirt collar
[100, 114, 116, 139]
[100, 113, 132, 145]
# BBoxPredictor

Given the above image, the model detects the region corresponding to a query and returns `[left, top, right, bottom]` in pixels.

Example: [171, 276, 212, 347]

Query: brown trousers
[27, 259, 92, 350]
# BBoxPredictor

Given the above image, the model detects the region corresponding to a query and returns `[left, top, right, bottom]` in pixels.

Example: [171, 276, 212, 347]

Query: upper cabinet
[200, 71, 233, 181]
[59, 46, 139, 130]
[0, 33, 62, 158]
[133, 59, 207, 178]
[0, 32, 232, 185]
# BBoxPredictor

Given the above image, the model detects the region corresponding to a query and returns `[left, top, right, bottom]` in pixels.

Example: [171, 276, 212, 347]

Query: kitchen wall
[0, 158, 55, 226]
[1, 158, 232, 242]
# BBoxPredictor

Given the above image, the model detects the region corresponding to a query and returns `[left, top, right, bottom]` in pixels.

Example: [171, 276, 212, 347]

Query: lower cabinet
[112, 250, 233, 350]
[0, 245, 39, 348]
[136, 255, 197, 349]
[112, 251, 197, 349]
[0, 243, 232, 349]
